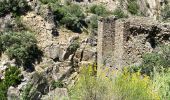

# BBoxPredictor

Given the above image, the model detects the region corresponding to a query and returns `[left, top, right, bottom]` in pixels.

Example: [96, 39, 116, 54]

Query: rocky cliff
[0, 0, 170, 99]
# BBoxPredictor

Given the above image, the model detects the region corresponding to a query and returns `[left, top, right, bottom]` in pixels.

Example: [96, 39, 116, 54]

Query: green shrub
[113, 8, 128, 19]
[69, 66, 159, 100]
[20, 83, 34, 100]
[70, 66, 100, 100]
[51, 80, 64, 88]
[0, 31, 42, 68]
[4, 66, 22, 87]
[0, 35, 3, 55]
[153, 70, 170, 100]
[68, 40, 80, 52]
[88, 15, 98, 30]
[127, 0, 139, 15]
[161, 5, 170, 20]
[0, 82, 8, 100]
[39, 0, 59, 4]
[89, 4, 109, 16]
[52, 3, 85, 32]
[141, 53, 162, 75]
[113, 69, 159, 100]
[0, 66, 21, 100]
[141, 45, 170, 76]
[0, 1, 6, 16]
[0, 0, 29, 17]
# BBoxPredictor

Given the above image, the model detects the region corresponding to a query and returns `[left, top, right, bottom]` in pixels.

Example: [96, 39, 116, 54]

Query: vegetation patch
[127, 0, 139, 15]
[0, 66, 21, 100]
[39, 0, 59, 4]
[141, 45, 170, 76]
[69, 65, 159, 100]
[0, 0, 30, 17]
[89, 4, 111, 17]
[0, 31, 42, 69]
[51, 80, 64, 88]
[113, 8, 128, 19]
[161, 5, 170, 21]
[51, 3, 85, 33]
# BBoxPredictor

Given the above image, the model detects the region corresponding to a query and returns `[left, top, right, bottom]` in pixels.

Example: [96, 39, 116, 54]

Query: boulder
[74, 48, 97, 62]
[87, 36, 97, 47]
[44, 45, 63, 61]
[20, 72, 50, 100]
[0, 14, 13, 32]
[7, 86, 20, 100]
[30, 91, 42, 100]
[62, 36, 80, 60]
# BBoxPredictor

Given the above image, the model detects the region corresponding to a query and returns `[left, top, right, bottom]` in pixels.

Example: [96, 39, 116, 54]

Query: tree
[1, 31, 42, 69]
[0, 0, 29, 17]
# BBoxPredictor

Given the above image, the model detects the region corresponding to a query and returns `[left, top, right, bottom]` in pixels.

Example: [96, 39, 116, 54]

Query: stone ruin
[97, 16, 170, 70]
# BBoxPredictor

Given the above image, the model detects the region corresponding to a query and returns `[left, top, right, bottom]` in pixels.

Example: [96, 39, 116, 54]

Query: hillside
[0, 0, 170, 100]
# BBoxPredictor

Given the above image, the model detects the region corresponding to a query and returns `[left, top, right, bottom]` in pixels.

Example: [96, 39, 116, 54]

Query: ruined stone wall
[114, 20, 130, 69]
[97, 17, 116, 70]
[98, 17, 170, 69]
[123, 18, 170, 66]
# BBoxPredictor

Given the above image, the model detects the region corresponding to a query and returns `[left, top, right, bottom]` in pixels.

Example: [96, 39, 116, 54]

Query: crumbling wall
[123, 17, 170, 66]
[114, 20, 130, 69]
[97, 17, 170, 70]
[97, 17, 116, 70]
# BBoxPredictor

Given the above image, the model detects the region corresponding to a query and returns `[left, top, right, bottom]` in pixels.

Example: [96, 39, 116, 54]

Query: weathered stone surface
[87, 36, 97, 47]
[41, 88, 69, 100]
[53, 62, 73, 81]
[97, 17, 170, 70]
[30, 91, 42, 100]
[62, 36, 80, 61]
[7, 86, 20, 100]
[97, 16, 116, 69]
[19, 72, 50, 100]
[0, 14, 24, 32]
[44, 44, 63, 60]
[21, 12, 56, 51]
[75, 48, 96, 61]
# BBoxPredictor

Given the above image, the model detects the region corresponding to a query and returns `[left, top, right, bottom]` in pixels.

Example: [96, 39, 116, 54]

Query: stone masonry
[97, 17, 170, 70]
[97, 17, 116, 70]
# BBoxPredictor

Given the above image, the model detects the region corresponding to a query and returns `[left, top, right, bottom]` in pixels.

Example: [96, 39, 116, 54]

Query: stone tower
[97, 17, 116, 70]
[97, 17, 130, 71]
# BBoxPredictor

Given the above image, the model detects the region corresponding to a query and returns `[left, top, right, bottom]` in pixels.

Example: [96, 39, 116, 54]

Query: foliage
[0, 35, 3, 55]
[88, 15, 98, 30]
[68, 40, 80, 52]
[69, 65, 159, 100]
[51, 80, 64, 88]
[113, 69, 159, 100]
[141, 45, 170, 76]
[113, 8, 128, 19]
[51, 3, 85, 32]
[39, 0, 59, 4]
[70, 66, 100, 100]
[0, 82, 8, 100]
[0, 31, 42, 68]
[0, 0, 29, 17]
[14, 16, 27, 31]
[153, 70, 170, 100]
[4, 66, 22, 87]
[20, 72, 47, 100]
[161, 5, 170, 20]
[127, 0, 139, 15]
[0, 66, 21, 100]
[20, 84, 34, 100]
[89, 4, 110, 17]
